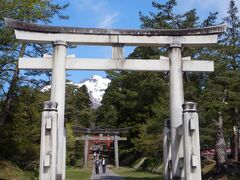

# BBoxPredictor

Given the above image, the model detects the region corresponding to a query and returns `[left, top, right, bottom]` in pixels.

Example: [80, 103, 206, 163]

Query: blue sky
[50, 0, 240, 83]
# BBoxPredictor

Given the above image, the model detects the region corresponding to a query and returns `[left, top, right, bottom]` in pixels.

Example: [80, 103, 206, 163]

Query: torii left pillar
[51, 41, 68, 180]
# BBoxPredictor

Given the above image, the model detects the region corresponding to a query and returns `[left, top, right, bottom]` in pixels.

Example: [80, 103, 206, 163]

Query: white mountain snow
[75, 75, 111, 108]
[41, 75, 111, 108]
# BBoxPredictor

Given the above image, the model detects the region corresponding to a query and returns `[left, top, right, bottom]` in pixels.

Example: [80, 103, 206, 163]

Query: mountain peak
[91, 75, 102, 80]
[41, 75, 110, 109]
[75, 75, 111, 109]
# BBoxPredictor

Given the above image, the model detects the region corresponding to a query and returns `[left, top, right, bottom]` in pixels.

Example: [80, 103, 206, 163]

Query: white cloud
[198, 0, 228, 17]
[75, 0, 106, 12]
[184, 0, 240, 10]
[176, 0, 240, 20]
[97, 12, 119, 28]
[196, 0, 224, 8]
[72, 0, 119, 27]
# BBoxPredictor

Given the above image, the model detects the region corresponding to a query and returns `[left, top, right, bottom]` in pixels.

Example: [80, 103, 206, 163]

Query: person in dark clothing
[95, 159, 100, 174]
[101, 157, 107, 173]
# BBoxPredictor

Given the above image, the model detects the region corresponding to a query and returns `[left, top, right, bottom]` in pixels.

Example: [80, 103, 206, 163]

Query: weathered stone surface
[182, 102, 197, 112]
[43, 101, 58, 110]
[5, 18, 226, 36]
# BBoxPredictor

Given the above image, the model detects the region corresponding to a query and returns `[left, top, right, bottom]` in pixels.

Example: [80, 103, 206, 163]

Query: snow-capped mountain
[75, 75, 111, 108]
[41, 75, 111, 108]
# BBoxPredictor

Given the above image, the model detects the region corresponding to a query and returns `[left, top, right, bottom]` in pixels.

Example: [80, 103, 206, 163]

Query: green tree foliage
[65, 83, 95, 166]
[66, 123, 77, 166]
[65, 84, 95, 127]
[97, 71, 169, 155]
[0, 0, 69, 125]
[0, 87, 48, 170]
[139, 0, 201, 29]
[0, 0, 69, 169]
[199, 0, 240, 161]
[0, 83, 95, 169]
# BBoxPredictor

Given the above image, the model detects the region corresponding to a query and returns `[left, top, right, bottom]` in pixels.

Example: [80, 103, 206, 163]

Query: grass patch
[0, 162, 92, 180]
[202, 160, 216, 175]
[66, 167, 92, 180]
[112, 166, 162, 180]
[0, 160, 35, 180]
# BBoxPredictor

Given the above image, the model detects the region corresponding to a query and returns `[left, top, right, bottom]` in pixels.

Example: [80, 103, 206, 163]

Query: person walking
[101, 157, 107, 173]
[95, 158, 100, 174]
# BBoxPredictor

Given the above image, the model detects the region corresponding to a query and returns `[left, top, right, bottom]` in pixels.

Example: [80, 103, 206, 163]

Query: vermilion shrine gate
[73, 127, 130, 168]
[5, 18, 225, 180]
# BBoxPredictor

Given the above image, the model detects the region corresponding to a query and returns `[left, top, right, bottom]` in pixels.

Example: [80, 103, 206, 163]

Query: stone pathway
[90, 166, 123, 180]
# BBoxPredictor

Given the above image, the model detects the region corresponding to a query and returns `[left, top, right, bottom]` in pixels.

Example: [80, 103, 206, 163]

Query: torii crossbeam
[5, 18, 225, 180]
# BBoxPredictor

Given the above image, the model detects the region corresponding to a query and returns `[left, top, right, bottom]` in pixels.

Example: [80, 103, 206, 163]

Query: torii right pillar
[114, 135, 119, 168]
[113, 135, 127, 168]
[182, 102, 202, 180]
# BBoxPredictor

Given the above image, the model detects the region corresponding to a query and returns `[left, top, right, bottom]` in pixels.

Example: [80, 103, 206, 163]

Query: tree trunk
[215, 111, 227, 172]
[0, 43, 26, 126]
[232, 126, 238, 161]
[231, 106, 239, 161]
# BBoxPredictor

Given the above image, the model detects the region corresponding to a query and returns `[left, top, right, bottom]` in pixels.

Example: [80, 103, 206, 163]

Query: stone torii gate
[74, 127, 130, 168]
[5, 18, 225, 180]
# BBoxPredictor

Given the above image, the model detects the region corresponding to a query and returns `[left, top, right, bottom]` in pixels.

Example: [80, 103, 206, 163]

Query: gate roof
[5, 18, 225, 36]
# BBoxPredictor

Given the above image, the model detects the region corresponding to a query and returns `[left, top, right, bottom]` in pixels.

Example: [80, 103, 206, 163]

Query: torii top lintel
[5, 18, 226, 46]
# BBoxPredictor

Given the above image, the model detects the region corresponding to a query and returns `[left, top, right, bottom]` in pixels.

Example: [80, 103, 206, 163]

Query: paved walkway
[90, 166, 123, 180]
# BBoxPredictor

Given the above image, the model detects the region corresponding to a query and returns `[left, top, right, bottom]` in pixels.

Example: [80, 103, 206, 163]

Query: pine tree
[65, 84, 95, 166]
[220, 0, 240, 162]
[0, 0, 69, 170]
[65, 84, 95, 127]
[0, 0, 69, 125]
[197, 1, 240, 174]
[0, 87, 49, 170]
